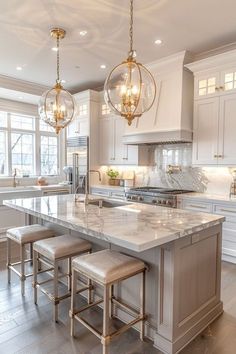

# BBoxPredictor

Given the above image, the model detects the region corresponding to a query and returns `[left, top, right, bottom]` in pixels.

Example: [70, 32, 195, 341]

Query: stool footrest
[112, 297, 140, 316]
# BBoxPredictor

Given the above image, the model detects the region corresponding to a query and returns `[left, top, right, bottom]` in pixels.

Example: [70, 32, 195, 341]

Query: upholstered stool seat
[6, 224, 55, 296]
[34, 234, 91, 260]
[70, 249, 147, 354]
[72, 249, 145, 284]
[33, 234, 92, 322]
[7, 224, 55, 245]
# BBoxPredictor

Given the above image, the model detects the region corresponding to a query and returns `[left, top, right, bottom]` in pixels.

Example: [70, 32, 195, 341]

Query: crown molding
[186, 48, 236, 74]
[0, 74, 50, 96]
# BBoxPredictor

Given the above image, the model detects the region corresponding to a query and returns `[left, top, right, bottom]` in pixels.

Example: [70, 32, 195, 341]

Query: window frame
[0, 111, 62, 177]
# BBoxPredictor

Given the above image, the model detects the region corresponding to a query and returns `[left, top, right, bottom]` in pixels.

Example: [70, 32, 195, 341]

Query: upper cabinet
[99, 100, 150, 166]
[186, 49, 236, 166]
[67, 95, 90, 138]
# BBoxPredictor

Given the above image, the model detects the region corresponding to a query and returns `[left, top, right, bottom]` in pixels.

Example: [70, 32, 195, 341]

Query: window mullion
[35, 116, 40, 176]
[7, 112, 12, 176]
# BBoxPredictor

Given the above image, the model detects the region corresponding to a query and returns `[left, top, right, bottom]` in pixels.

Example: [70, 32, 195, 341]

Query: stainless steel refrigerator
[66, 136, 89, 194]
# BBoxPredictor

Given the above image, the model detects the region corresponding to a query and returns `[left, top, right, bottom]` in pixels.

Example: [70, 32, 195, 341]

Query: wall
[98, 144, 234, 196]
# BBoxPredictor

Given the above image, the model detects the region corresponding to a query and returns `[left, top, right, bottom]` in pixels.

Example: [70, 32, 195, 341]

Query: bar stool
[70, 249, 147, 354]
[33, 234, 92, 322]
[6, 224, 55, 296]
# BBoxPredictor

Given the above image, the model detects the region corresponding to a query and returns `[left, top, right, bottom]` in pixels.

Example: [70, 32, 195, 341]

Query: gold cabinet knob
[214, 154, 218, 158]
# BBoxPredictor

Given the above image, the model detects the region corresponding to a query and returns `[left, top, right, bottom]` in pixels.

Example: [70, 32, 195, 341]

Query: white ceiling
[0, 0, 236, 93]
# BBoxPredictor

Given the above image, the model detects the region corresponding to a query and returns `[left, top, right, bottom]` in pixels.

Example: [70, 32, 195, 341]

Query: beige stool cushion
[7, 224, 55, 245]
[72, 249, 145, 285]
[34, 234, 91, 260]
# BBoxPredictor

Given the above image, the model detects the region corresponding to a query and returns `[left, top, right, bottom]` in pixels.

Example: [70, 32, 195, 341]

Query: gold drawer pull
[220, 209, 236, 214]
[189, 204, 207, 209]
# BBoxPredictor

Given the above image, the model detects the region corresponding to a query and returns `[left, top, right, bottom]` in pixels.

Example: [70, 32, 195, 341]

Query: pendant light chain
[56, 34, 60, 83]
[129, 0, 134, 53]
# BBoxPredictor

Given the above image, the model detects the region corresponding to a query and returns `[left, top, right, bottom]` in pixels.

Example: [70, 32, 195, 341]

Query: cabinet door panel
[192, 98, 219, 165]
[99, 117, 114, 165]
[114, 117, 125, 164]
[218, 93, 236, 164]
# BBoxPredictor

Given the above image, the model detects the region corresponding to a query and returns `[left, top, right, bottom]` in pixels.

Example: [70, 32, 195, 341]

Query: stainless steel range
[126, 187, 192, 208]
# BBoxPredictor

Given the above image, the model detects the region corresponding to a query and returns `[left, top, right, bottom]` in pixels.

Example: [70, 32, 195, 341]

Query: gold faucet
[13, 168, 17, 187]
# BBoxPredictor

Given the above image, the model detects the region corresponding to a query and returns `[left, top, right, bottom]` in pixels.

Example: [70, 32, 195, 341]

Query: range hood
[122, 129, 192, 145]
[122, 51, 194, 145]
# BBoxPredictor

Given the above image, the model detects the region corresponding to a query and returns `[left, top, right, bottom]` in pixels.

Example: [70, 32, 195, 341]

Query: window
[78, 104, 88, 116]
[11, 133, 34, 176]
[0, 111, 60, 177]
[40, 136, 58, 175]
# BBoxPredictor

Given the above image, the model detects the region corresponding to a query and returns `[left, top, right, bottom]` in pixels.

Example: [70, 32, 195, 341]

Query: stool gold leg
[33, 250, 38, 305]
[54, 260, 59, 322]
[70, 268, 77, 337]
[102, 285, 110, 354]
[7, 238, 11, 284]
[140, 270, 146, 341]
[68, 257, 72, 292]
[87, 277, 92, 304]
[30, 242, 33, 266]
[109, 285, 114, 318]
[20, 244, 25, 296]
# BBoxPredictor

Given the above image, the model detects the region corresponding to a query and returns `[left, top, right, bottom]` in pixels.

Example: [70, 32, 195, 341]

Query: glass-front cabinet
[195, 72, 220, 98]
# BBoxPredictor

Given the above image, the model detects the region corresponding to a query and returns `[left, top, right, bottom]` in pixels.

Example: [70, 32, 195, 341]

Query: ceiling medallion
[38, 28, 75, 134]
[104, 0, 156, 126]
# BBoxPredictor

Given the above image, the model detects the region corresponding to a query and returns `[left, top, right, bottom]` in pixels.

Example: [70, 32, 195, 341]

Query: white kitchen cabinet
[218, 93, 236, 165]
[99, 115, 150, 166]
[99, 116, 114, 165]
[192, 93, 236, 165]
[187, 50, 236, 166]
[192, 97, 219, 165]
[179, 195, 236, 264]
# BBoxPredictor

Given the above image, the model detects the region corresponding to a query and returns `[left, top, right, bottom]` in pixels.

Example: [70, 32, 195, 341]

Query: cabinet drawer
[222, 226, 236, 242]
[91, 189, 110, 197]
[182, 200, 212, 213]
[213, 204, 236, 221]
[110, 192, 125, 200]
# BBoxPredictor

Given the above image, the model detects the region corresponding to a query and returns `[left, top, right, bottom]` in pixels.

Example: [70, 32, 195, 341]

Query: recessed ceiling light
[100, 64, 106, 69]
[154, 39, 162, 45]
[79, 30, 87, 36]
[51, 47, 58, 52]
[16, 66, 22, 71]
[75, 65, 80, 69]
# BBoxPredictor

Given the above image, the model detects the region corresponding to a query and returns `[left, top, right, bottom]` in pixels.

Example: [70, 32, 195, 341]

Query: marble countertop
[91, 184, 127, 192]
[4, 195, 224, 252]
[177, 192, 236, 204]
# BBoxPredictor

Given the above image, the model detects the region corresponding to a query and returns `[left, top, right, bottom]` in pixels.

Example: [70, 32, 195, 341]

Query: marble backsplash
[99, 144, 235, 196]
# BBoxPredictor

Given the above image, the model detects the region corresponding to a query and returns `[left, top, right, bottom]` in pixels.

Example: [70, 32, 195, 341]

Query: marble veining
[4, 195, 224, 252]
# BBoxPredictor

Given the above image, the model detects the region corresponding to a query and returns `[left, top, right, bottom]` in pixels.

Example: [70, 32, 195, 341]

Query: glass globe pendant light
[104, 0, 156, 126]
[38, 28, 75, 134]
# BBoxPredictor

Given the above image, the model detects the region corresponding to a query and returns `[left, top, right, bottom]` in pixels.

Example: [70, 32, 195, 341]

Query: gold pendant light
[104, 0, 156, 126]
[38, 28, 75, 134]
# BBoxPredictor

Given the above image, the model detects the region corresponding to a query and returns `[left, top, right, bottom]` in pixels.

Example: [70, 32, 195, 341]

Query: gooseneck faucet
[74, 169, 102, 204]
[84, 170, 102, 205]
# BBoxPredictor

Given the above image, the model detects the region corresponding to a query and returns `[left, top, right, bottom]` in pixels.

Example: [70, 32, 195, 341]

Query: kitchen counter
[4, 194, 224, 354]
[91, 184, 127, 191]
[178, 191, 236, 204]
[4, 194, 224, 252]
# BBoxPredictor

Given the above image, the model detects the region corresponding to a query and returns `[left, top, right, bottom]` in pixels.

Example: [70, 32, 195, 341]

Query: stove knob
[138, 196, 144, 202]
[152, 199, 157, 204]
[157, 200, 162, 204]
[127, 195, 131, 200]
[161, 200, 166, 205]
[131, 195, 137, 201]
[166, 200, 172, 206]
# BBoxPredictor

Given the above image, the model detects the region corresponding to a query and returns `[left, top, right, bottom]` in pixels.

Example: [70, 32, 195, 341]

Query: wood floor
[0, 260, 236, 354]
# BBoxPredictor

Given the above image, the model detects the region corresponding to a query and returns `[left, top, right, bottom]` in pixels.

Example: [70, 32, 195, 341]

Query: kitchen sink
[88, 199, 128, 208]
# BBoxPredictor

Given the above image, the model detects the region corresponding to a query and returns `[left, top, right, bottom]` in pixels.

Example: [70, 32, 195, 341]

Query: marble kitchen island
[4, 194, 225, 354]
